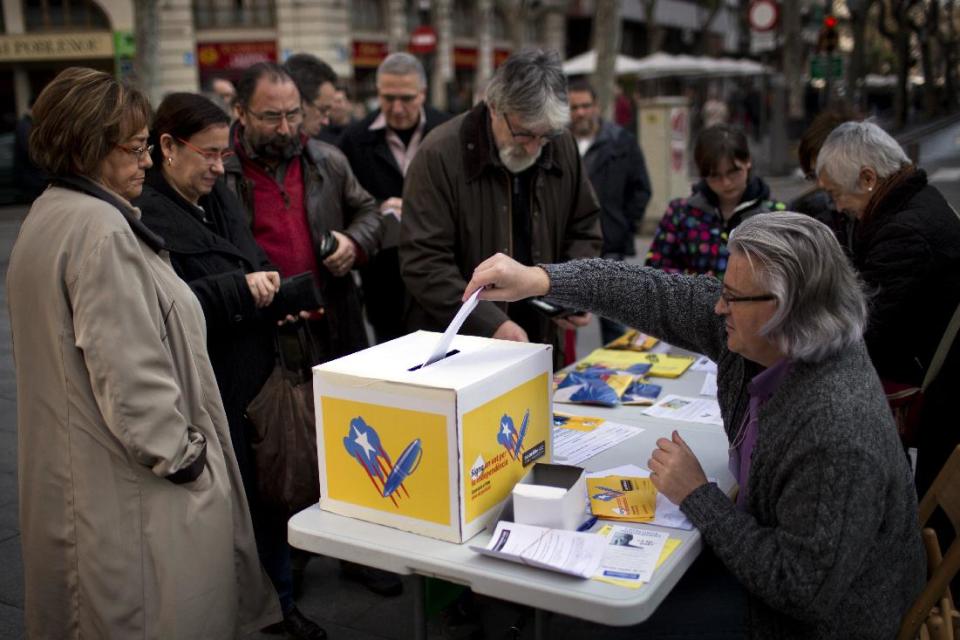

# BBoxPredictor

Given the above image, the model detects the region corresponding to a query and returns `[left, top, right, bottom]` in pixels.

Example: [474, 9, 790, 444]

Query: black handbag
[246, 325, 321, 515]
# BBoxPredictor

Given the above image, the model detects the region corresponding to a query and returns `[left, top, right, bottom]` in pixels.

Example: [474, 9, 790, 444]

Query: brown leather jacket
[400, 102, 601, 361]
[224, 129, 381, 359]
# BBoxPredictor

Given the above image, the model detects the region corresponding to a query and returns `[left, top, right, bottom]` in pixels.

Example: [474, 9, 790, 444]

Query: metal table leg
[534, 608, 548, 640]
[412, 574, 427, 640]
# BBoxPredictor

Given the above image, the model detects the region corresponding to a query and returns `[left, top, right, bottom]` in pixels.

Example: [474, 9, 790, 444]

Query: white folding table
[289, 355, 734, 638]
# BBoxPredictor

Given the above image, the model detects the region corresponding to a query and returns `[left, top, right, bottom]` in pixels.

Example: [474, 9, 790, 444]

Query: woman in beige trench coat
[7, 68, 281, 639]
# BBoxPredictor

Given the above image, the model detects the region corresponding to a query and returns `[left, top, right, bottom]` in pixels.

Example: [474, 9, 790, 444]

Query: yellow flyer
[605, 329, 660, 351]
[579, 349, 695, 379]
[587, 475, 657, 521]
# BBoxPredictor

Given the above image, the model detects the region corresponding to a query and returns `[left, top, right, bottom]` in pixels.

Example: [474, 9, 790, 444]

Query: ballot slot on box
[313, 330, 553, 543]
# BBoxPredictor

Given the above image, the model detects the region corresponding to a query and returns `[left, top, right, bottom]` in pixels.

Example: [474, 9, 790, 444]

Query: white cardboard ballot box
[313, 330, 553, 543]
[512, 463, 587, 531]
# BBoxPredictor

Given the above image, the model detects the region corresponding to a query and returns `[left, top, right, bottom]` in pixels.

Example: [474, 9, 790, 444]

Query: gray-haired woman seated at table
[463, 213, 924, 639]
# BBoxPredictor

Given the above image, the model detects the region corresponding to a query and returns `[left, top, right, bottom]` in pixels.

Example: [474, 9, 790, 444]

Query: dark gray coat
[400, 102, 601, 363]
[544, 259, 925, 639]
[580, 119, 651, 256]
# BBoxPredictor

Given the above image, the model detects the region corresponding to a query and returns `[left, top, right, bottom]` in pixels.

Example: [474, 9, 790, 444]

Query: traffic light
[818, 15, 839, 54]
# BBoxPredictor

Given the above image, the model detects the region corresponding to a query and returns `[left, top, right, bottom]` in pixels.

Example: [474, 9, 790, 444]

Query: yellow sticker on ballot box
[321, 397, 451, 525]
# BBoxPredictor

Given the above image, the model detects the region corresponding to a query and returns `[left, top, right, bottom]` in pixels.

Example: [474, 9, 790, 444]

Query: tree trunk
[133, 0, 159, 105]
[475, 0, 494, 103]
[781, 0, 804, 122]
[431, 0, 453, 111]
[878, 0, 914, 130]
[846, 0, 874, 112]
[387, 0, 407, 53]
[592, 0, 621, 121]
[542, 4, 567, 56]
[942, 0, 959, 110]
[498, 1, 528, 52]
[693, 1, 723, 56]
[642, 0, 661, 55]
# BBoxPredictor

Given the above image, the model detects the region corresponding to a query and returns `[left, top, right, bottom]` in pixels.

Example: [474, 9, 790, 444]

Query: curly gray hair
[728, 212, 868, 363]
[485, 48, 569, 130]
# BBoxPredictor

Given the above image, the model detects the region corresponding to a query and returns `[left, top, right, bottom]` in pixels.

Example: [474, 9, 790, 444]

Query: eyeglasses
[706, 165, 747, 182]
[176, 137, 235, 164]
[246, 107, 303, 125]
[115, 143, 154, 158]
[503, 113, 563, 145]
[307, 100, 333, 117]
[718, 292, 776, 305]
[380, 93, 419, 105]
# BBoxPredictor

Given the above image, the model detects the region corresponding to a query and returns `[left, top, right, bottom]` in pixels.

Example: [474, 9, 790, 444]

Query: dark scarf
[144, 169, 230, 238]
[859, 165, 926, 230]
[51, 174, 165, 252]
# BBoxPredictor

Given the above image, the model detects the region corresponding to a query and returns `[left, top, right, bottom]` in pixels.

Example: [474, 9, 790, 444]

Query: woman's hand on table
[648, 430, 708, 505]
[463, 253, 550, 302]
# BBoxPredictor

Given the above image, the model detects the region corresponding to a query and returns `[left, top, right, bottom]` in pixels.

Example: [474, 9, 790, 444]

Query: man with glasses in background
[400, 49, 601, 367]
[338, 52, 450, 343]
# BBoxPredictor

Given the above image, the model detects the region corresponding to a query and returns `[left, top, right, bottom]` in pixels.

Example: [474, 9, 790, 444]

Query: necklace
[728, 408, 753, 451]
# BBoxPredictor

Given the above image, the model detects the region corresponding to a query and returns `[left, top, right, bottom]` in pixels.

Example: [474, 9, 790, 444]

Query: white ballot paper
[587, 464, 695, 530]
[553, 419, 643, 466]
[691, 356, 718, 373]
[700, 373, 718, 397]
[596, 525, 670, 584]
[421, 287, 483, 368]
[643, 394, 723, 426]
[471, 521, 606, 578]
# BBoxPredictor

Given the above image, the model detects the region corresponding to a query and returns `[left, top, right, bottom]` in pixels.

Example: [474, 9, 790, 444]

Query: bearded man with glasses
[220, 62, 384, 638]
[399, 49, 601, 368]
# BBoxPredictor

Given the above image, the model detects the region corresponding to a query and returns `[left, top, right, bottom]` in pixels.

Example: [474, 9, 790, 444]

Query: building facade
[0, 0, 737, 132]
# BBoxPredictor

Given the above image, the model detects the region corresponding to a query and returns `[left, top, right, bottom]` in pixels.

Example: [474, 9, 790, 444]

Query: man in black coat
[568, 79, 652, 344]
[337, 52, 450, 343]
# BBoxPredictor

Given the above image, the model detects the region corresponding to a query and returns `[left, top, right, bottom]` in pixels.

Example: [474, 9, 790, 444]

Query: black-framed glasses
[246, 107, 303, 125]
[503, 113, 563, 145]
[718, 292, 776, 305]
[115, 143, 154, 158]
[306, 98, 333, 117]
[176, 137, 235, 164]
[380, 93, 419, 105]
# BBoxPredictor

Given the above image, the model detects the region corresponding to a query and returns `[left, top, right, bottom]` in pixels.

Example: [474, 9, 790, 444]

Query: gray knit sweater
[544, 259, 925, 639]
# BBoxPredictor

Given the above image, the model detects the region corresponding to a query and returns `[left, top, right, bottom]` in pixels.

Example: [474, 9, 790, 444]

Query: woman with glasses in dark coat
[135, 92, 326, 639]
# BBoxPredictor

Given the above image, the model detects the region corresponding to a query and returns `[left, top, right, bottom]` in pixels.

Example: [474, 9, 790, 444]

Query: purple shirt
[729, 358, 792, 510]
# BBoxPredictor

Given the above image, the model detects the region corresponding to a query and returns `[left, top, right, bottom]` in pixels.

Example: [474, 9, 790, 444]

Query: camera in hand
[527, 297, 584, 319]
[269, 272, 323, 319]
[317, 231, 339, 261]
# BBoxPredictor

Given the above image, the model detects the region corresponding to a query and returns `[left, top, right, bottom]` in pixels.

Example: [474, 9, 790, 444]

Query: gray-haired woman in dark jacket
[463, 213, 925, 639]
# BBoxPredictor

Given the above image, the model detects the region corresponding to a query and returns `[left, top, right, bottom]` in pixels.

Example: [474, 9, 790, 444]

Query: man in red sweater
[222, 62, 392, 639]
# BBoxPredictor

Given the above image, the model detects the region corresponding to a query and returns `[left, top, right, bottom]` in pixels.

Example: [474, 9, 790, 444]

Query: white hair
[815, 121, 910, 191]
[485, 48, 570, 131]
[728, 212, 868, 363]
